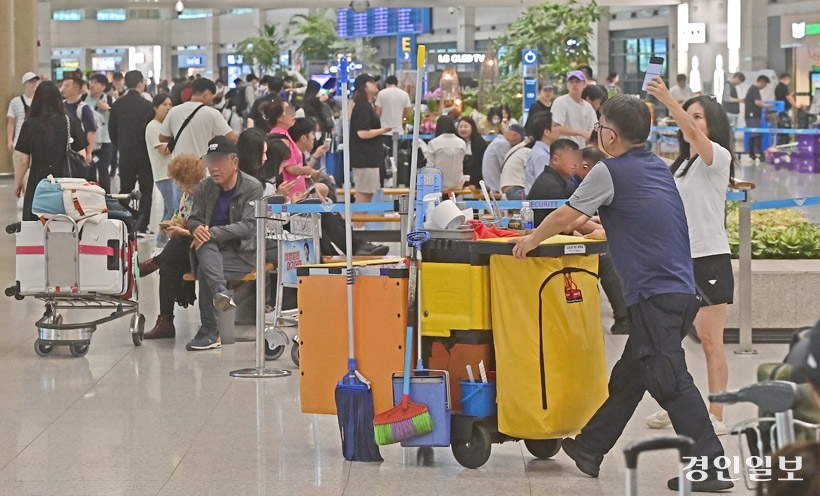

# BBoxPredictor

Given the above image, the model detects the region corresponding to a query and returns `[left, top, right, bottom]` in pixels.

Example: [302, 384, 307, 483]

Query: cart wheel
[69, 344, 89, 357]
[34, 339, 53, 357]
[452, 422, 492, 469]
[524, 439, 562, 459]
[130, 313, 145, 346]
[290, 343, 300, 367]
[265, 342, 285, 360]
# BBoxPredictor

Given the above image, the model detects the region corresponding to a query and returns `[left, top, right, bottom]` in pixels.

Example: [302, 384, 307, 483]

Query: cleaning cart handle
[407, 231, 430, 252]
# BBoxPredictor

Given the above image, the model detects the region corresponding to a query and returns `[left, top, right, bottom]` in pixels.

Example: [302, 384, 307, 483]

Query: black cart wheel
[452, 422, 492, 469]
[130, 313, 145, 346]
[290, 343, 300, 367]
[265, 342, 285, 360]
[34, 339, 53, 357]
[69, 344, 89, 357]
[524, 439, 562, 459]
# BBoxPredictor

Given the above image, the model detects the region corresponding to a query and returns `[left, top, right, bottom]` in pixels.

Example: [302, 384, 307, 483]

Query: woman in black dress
[14, 81, 88, 221]
[457, 116, 488, 187]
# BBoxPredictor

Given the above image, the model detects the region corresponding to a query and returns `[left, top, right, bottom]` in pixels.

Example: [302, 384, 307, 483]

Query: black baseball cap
[203, 135, 238, 158]
[353, 73, 380, 91]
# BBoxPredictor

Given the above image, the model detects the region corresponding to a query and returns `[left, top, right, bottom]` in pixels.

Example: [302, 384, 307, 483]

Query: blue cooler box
[392, 370, 451, 447]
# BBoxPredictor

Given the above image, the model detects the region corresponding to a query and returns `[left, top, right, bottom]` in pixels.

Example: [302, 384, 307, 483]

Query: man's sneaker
[561, 437, 603, 478]
[668, 472, 734, 492]
[710, 413, 728, 436]
[213, 293, 236, 312]
[354, 243, 390, 256]
[610, 317, 629, 335]
[646, 409, 672, 429]
[136, 229, 155, 239]
[186, 331, 221, 351]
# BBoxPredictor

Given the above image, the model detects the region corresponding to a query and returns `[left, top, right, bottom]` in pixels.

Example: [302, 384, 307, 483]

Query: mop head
[373, 394, 434, 445]
[336, 371, 383, 462]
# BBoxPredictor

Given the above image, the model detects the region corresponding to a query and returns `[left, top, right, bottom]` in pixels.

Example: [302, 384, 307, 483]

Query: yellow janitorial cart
[419, 235, 610, 468]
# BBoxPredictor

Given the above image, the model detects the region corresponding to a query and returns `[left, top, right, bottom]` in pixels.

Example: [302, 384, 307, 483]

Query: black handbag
[64, 115, 89, 178]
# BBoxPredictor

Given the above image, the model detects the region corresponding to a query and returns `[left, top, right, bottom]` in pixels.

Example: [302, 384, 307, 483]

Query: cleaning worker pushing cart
[512, 95, 731, 493]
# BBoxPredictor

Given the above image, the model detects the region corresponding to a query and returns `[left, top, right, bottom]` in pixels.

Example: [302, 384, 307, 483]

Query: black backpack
[231, 86, 248, 115]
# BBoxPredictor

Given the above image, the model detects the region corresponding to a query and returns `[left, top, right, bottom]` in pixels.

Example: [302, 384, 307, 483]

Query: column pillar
[456, 7, 475, 52]
[1, 1, 17, 173]
[14, 0, 38, 79]
[592, 12, 610, 82]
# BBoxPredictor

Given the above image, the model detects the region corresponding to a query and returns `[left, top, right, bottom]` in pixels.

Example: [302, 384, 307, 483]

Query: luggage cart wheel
[265, 343, 285, 360]
[130, 313, 145, 346]
[290, 343, 300, 367]
[452, 422, 492, 469]
[524, 439, 562, 459]
[69, 343, 89, 358]
[34, 339, 53, 357]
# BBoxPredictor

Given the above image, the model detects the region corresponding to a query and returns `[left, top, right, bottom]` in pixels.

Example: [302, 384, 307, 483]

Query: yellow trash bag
[490, 253, 609, 440]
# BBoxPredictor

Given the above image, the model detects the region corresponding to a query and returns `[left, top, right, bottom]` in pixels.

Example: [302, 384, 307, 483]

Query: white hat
[22, 72, 39, 84]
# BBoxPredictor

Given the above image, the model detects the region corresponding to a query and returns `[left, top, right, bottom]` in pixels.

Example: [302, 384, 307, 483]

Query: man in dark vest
[513, 94, 730, 492]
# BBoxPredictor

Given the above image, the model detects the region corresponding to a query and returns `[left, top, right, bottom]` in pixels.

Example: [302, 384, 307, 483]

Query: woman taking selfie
[645, 77, 736, 436]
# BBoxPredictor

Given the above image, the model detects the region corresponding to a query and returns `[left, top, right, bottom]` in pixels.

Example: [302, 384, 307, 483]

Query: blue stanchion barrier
[264, 194, 819, 214]
[751, 196, 820, 211]
[267, 202, 395, 214]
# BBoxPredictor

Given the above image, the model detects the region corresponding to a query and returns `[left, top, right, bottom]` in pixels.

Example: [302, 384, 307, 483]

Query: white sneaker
[646, 410, 671, 429]
[710, 413, 728, 436]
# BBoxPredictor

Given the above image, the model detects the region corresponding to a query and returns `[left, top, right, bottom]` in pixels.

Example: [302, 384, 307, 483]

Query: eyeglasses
[593, 122, 616, 135]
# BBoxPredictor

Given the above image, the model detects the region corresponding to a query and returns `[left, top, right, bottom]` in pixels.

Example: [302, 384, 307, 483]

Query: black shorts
[693, 254, 734, 306]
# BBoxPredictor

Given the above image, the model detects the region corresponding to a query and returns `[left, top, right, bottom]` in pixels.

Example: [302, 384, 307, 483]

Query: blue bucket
[459, 381, 497, 417]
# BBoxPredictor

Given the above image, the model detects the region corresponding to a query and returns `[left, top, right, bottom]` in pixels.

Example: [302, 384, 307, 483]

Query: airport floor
[0, 158, 812, 496]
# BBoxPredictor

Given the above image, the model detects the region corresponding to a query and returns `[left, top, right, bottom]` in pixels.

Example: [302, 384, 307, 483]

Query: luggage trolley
[710, 380, 820, 491]
[263, 198, 322, 366]
[5, 200, 145, 357]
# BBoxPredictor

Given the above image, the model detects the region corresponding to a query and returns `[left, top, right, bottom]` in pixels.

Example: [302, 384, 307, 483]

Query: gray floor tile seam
[0, 345, 136, 475]
[153, 376, 242, 496]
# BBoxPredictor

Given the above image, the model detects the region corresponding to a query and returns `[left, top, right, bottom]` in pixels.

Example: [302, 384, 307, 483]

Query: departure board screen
[337, 8, 431, 38]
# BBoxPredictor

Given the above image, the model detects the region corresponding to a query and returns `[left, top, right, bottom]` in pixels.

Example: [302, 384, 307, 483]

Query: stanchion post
[392, 131, 400, 187]
[736, 188, 756, 355]
[230, 198, 293, 378]
[398, 194, 409, 258]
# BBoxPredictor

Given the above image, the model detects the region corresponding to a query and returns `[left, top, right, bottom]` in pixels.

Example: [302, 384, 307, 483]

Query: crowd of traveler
[7, 53, 820, 495]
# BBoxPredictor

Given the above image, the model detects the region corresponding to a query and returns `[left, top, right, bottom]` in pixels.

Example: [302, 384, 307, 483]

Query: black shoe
[610, 318, 629, 335]
[667, 472, 734, 492]
[561, 437, 603, 478]
[354, 243, 390, 256]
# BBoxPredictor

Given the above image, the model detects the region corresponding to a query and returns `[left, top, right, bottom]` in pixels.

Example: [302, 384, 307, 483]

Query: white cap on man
[21, 72, 39, 84]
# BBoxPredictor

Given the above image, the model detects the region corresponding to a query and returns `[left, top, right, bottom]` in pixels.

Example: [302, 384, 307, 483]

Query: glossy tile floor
[0, 164, 809, 495]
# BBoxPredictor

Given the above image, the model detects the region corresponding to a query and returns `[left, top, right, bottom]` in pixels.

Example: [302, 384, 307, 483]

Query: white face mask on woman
[314, 132, 323, 141]
[491, 117, 501, 125]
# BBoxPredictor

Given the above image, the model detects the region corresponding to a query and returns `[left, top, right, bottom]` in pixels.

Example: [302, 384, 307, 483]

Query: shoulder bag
[167, 104, 205, 153]
[65, 115, 89, 178]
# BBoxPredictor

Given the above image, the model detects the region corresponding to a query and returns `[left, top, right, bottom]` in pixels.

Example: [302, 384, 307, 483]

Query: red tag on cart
[564, 274, 583, 303]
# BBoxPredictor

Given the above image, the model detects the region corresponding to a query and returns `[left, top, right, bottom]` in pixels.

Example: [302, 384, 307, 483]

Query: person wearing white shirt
[481, 124, 525, 193]
[524, 112, 557, 194]
[375, 75, 412, 153]
[550, 70, 597, 147]
[7, 72, 39, 171]
[499, 139, 533, 200]
[670, 74, 696, 104]
[646, 77, 735, 436]
[422, 116, 467, 191]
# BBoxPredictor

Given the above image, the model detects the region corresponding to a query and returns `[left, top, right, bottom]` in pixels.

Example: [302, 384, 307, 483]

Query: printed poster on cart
[282, 240, 314, 285]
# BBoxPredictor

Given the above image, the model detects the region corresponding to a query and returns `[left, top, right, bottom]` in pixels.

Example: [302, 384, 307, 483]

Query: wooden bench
[350, 213, 402, 223]
[321, 255, 401, 263]
[183, 263, 276, 282]
[335, 187, 411, 197]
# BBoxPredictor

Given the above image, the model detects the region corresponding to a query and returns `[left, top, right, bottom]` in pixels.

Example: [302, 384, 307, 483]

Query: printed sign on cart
[282, 240, 314, 284]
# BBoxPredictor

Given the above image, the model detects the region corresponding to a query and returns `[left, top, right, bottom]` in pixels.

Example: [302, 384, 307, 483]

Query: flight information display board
[337, 8, 432, 38]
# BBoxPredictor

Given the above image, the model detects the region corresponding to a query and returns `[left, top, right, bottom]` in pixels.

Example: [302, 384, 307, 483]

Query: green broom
[373, 232, 433, 445]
